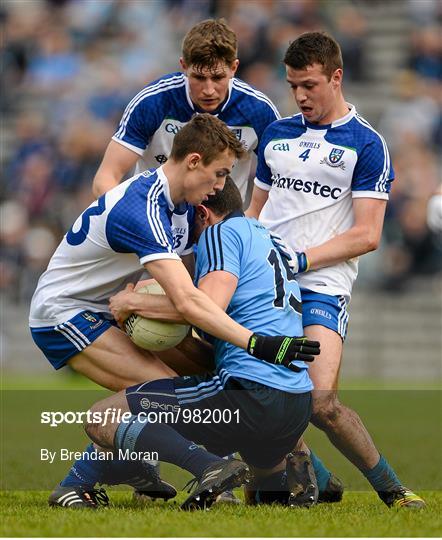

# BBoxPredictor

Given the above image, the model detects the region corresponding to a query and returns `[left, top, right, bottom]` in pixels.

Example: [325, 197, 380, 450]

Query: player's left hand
[109, 283, 136, 328]
[247, 334, 320, 372]
[270, 233, 309, 274]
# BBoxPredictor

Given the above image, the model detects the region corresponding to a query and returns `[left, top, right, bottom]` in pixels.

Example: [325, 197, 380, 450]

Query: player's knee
[310, 396, 343, 430]
[84, 403, 108, 447]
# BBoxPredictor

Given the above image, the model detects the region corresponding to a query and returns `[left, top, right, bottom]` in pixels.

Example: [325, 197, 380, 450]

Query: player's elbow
[171, 287, 200, 320]
[364, 231, 381, 252]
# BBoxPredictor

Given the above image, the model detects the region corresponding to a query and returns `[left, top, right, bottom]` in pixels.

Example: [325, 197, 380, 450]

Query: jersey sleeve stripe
[115, 76, 185, 139]
[117, 74, 184, 129]
[204, 229, 212, 270]
[146, 180, 171, 250]
[209, 225, 218, 271]
[204, 223, 225, 272]
[232, 79, 281, 119]
[216, 223, 224, 271]
[355, 114, 391, 192]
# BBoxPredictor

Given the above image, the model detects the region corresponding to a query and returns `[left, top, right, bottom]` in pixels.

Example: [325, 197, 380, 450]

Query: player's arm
[245, 185, 269, 218]
[197, 270, 237, 311]
[92, 140, 140, 198]
[144, 258, 251, 349]
[305, 197, 387, 270]
[110, 266, 234, 324]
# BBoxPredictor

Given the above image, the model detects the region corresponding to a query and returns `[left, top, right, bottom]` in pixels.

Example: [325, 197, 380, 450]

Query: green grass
[1, 373, 441, 536]
[1, 490, 441, 537]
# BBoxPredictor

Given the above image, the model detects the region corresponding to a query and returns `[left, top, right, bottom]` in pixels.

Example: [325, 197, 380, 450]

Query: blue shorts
[30, 311, 117, 370]
[125, 371, 312, 469]
[301, 289, 349, 340]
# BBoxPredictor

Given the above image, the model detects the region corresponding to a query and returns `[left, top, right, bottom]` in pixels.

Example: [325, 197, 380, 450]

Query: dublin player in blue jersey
[247, 32, 425, 508]
[83, 177, 319, 510]
[92, 19, 280, 205]
[32, 115, 318, 509]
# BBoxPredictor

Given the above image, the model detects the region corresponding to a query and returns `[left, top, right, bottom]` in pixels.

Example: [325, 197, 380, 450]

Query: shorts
[301, 289, 349, 340]
[30, 311, 117, 370]
[125, 370, 312, 469]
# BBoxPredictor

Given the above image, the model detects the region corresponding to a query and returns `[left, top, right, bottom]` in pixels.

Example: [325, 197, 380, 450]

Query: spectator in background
[0, 0, 440, 306]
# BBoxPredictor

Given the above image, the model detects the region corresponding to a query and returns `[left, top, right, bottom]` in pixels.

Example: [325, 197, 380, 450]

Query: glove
[290, 252, 309, 274]
[247, 334, 320, 372]
[270, 233, 309, 274]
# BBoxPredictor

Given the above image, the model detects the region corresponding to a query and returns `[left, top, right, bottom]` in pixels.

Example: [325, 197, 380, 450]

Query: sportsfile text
[41, 407, 240, 427]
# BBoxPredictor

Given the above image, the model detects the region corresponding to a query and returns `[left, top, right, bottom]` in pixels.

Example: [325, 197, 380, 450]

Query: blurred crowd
[1, 0, 441, 304]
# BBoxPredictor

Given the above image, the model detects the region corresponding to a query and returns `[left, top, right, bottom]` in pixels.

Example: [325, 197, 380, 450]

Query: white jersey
[29, 168, 193, 327]
[255, 106, 394, 300]
[112, 72, 280, 203]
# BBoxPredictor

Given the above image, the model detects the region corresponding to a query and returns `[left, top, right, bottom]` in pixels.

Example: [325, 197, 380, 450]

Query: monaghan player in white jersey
[246, 32, 425, 509]
[92, 18, 280, 206]
[29, 114, 319, 509]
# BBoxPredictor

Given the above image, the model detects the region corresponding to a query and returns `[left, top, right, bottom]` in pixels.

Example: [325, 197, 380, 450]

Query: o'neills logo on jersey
[320, 148, 346, 170]
[272, 173, 342, 199]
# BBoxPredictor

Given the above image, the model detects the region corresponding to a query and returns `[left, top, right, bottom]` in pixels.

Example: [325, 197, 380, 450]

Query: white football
[125, 281, 189, 351]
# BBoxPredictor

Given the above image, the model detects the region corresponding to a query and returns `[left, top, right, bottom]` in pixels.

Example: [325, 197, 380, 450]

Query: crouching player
[29, 115, 316, 508]
[85, 177, 320, 509]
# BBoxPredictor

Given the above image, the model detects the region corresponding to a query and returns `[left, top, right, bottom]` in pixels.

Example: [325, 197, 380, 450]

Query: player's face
[184, 149, 234, 205]
[286, 63, 343, 125]
[181, 60, 239, 112]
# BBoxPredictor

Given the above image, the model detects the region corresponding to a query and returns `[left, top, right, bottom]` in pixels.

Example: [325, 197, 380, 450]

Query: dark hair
[283, 31, 343, 79]
[202, 176, 243, 216]
[169, 114, 245, 165]
[182, 19, 237, 70]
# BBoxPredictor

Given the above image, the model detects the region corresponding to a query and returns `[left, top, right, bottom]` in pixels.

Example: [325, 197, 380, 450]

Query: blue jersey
[195, 212, 313, 394]
[112, 72, 280, 202]
[255, 105, 395, 299]
[30, 167, 193, 326]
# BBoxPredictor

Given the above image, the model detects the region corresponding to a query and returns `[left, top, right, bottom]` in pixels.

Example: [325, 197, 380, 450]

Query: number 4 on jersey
[298, 149, 311, 162]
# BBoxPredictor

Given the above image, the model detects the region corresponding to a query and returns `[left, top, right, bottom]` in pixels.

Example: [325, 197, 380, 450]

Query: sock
[309, 450, 332, 492]
[362, 455, 401, 492]
[60, 443, 146, 488]
[60, 443, 109, 488]
[115, 415, 222, 478]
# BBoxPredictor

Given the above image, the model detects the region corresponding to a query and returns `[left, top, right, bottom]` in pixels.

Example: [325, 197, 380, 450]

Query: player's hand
[247, 334, 320, 372]
[270, 233, 309, 274]
[289, 252, 309, 274]
[109, 283, 136, 328]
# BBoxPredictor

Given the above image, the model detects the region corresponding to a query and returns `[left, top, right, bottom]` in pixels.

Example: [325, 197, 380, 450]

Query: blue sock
[60, 443, 144, 488]
[115, 415, 222, 478]
[60, 443, 108, 488]
[362, 455, 401, 492]
[309, 450, 331, 492]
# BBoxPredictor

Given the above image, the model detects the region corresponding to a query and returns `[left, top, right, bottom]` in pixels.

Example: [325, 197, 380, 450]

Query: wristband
[297, 252, 310, 273]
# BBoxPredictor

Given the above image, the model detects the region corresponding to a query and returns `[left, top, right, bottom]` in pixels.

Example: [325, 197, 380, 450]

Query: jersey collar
[183, 75, 233, 116]
[221, 209, 244, 222]
[301, 103, 356, 129]
[157, 166, 175, 211]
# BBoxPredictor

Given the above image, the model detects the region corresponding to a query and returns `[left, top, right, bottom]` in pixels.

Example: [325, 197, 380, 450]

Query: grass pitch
[1, 373, 441, 536]
[1, 490, 441, 537]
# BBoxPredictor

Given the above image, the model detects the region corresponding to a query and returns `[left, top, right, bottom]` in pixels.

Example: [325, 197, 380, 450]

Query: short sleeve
[254, 125, 275, 191]
[352, 133, 395, 197]
[196, 221, 241, 283]
[106, 182, 178, 263]
[112, 85, 165, 154]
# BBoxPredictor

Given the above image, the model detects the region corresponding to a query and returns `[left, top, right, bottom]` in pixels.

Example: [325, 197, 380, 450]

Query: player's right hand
[247, 334, 320, 372]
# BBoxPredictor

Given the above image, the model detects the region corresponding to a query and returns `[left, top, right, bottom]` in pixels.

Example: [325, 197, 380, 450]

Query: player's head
[168, 114, 245, 206]
[283, 32, 344, 124]
[194, 176, 243, 241]
[180, 19, 239, 113]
